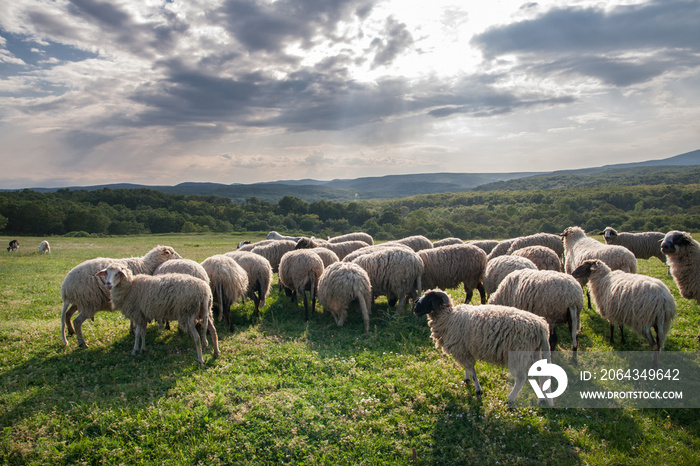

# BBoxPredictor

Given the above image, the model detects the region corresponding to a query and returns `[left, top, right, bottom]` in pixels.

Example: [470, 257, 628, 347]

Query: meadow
[1, 233, 700, 465]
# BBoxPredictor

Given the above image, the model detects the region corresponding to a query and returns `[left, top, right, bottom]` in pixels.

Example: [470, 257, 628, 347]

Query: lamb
[413, 289, 552, 405]
[328, 232, 374, 245]
[506, 233, 564, 259]
[37, 240, 51, 254]
[432, 237, 464, 248]
[489, 269, 584, 361]
[483, 255, 538, 297]
[511, 245, 562, 272]
[601, 227, 666, 264]
[351, 246, 423, 316]
[418, 243, 487, 304]
[661, 231, 700, 339]
[200, 255, 249, 332]
[466, 240, 499, 255]
[317, 261, 373, 333]
[250, 240, 296, 273]
[60, 245, 181, 347]
[224, 250, 273, 321]
[7, 239, 19, 252]
[153, 258, 210, 331]
[278, 249, 325, 321]
[386, 235, 434, 252]
[267, 231, 302, 242]
[96, 264, 219, 365]
[572, 259, 676, 367]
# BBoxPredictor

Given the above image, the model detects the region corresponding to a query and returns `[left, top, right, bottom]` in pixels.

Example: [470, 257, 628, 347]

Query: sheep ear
[95, 269, 107, 278]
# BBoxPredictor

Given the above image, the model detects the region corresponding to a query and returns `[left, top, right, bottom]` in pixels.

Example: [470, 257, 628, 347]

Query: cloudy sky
[1, 0, 698, 188]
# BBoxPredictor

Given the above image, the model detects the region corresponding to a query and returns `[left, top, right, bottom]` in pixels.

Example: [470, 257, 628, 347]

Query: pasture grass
[1, 234, 700, 464]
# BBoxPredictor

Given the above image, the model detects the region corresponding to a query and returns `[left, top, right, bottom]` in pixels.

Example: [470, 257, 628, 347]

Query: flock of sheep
[56, 226, 700, 404]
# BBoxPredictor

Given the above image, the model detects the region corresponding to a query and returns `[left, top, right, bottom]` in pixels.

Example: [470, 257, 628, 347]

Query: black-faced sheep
[511, 245, 562, 272]
[224, 250, 273, 321]
[278, 249, 325, 321]
[352, 246, 424, 316]
[572, 259, 675, 367]
[601, 227, 666, 264]
[317, 261, 373, 333]
[60, 245, 181, 347]
[413, 289, 552, 405]
[96, 264, 219, 365]
[661, 231, 700, 339]
[200, 255, 249, 332]
[7, 239, 19, 252]
[483, 255, 538, 297]
[418, 243, 487, 304]
[489, 269, 584, 361]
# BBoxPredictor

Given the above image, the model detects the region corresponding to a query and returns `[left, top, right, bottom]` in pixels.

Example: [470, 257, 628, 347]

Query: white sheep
[278, 249, 325, 321]
[466, 240, 499, 255]
[486, 239, 516, 260]
[317, 261, 373, 333]
[572, 259, 676, 367]
[432, 237, 464, 248]
[341, 243, 414, 263]
[200, 255, 249, 332]
[295, 237, 368, 260]
[489, 269, 584, 361]
[413, 289, 552, 405]
[601, 227, 666, 264]
[328, 232, 374, 245]
[251, 240, 296, 273]
[60, 245, 181, 347]
[418, 243, 487, 304]
[96, 264, 219, 365]
[224, 250, 273, 321]
[561, 226, 637, 309]
[511, 245, 562, 272]
[386, 235, 434, 252]
[37, 240, 51, 254]
[267, 231, 302, 242]
[483, 255, 538, 297]
[153, 258, 210, 331]
[351, 246, 423, 316]
[506, 233, 564, 259]
[661, 231, 700, 339]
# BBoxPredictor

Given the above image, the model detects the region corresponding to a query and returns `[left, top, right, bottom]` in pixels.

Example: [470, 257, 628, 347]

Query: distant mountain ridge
[8, 149, 700, 202]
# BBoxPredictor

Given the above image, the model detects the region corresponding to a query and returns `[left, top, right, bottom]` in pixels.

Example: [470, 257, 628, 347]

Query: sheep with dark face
[572, 259, 675, 366]
[661, 231, 700, 339]
[601, 227, 666, 264]
[413, 289, 552, 405]
[60, 245, 181, 347]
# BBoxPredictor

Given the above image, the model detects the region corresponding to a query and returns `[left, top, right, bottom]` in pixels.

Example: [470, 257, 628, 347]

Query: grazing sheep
[489, 269, 584, 360]
[7, 239, 19, 252]
[251, 240, 296, 273]
[351, 246, 423, 316]
[418, 243, 487, 304]
[200, 255, 249, 332]
[317, 261, 373, 333]
[341, 243, 414, 263]
[238, 239, 275, 252]
[601, 227, 667, 264]
[237, 240, 252, 249]
[511, 245, 562, 272]
[96, 264, 218, 365]
[386, 235, 434, 252]
[466, 240, 499, 255]
[295, 237, 369, 260]
[661, 231, 700, 339]
[224, 251, 273, 321]
[328, 232, 374, 245]
[483, 255, 538, 297]
[572, 259, 676, 367]
[309, 247, 340, 268]
[267, 231, 302, 242]
[154, 258, 210, 331]
[60, 245, 181, 347]
[433, 237, 464, 248]
[278, 249, 325, 321]
[37, 240, 51, 254]
[506, 233, 564, 259]
[413, 289, 552, 405]
[561, 226, 637, 309]
[486, 239, 516, 260]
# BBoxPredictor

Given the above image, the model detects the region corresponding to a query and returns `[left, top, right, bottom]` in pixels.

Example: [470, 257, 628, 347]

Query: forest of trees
[1, 183, 699, 240]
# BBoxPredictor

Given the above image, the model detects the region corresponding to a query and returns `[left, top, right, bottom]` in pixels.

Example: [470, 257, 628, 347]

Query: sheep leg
[586, 289, 592, 309]
[609, 322, 615, 345]
[549, 326, 558, 352]
[302, 291, 309, 321]
[477, 282, 486, 305]
[186, 321, 204, 365]
[252, 291, 261, 322]
[464, 366, 482, 397]
[131, 325, 142, 356]
[619, 324, 626, 345]
[508, 376, 528, 406]
[395, 295, 407, 317]
[72, 311, 91, 348]
[207, 317, 220, 358]
[359, 298, 370, 334]
[464, 286, 474, 304]
[568, 305, 579, 364]
[63, 304, 78, 336]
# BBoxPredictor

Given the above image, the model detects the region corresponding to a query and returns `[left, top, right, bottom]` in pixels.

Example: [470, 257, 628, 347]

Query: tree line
[1, 184, 699, 240]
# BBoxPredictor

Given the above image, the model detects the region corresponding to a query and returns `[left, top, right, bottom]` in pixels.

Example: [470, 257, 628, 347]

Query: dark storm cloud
[472, 0, 700, 86]
[214, 0, 374, 53]
[370, 17, 414, 67]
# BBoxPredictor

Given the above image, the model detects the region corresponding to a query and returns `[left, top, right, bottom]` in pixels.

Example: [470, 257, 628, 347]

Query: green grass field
[1, 234, 700, 465]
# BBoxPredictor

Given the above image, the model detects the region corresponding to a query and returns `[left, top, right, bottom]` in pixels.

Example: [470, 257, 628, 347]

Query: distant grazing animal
[37, 240, 51, 254]
[7, 240, 19, 252]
